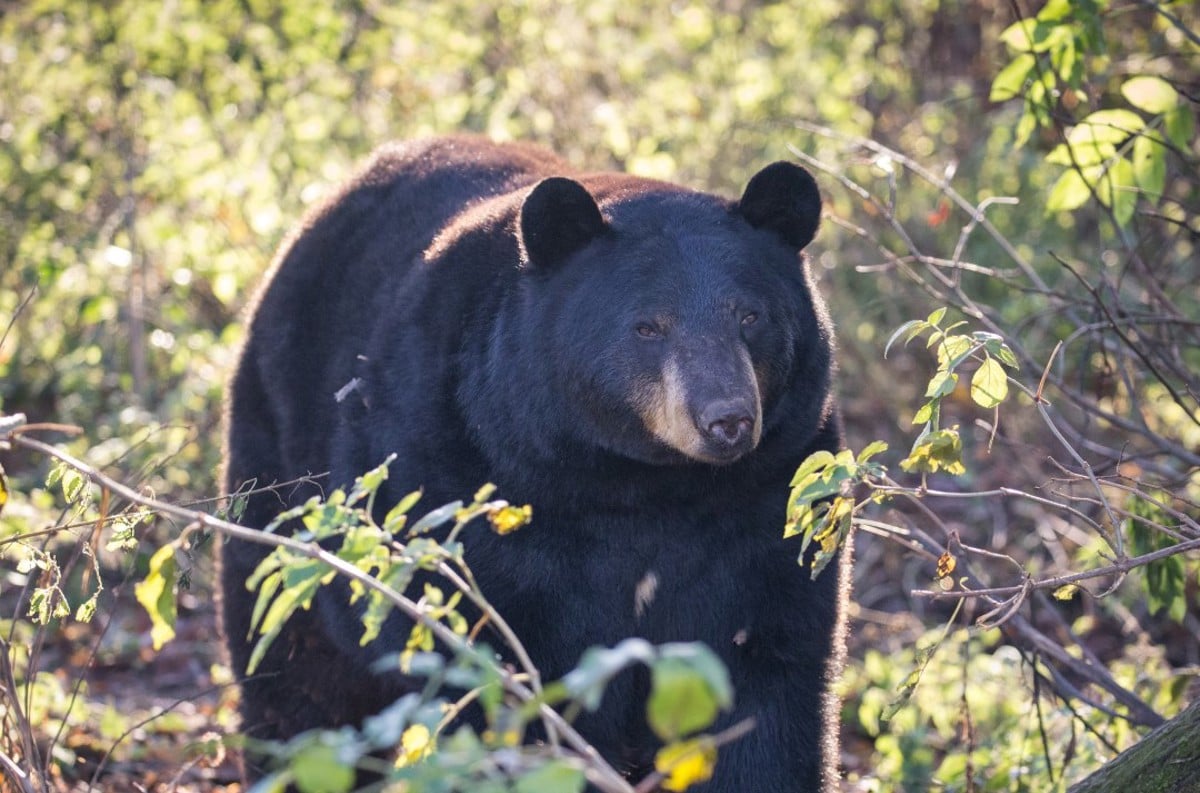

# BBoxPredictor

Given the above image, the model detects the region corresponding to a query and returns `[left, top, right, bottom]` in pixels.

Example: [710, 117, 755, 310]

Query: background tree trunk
[1069, 699, 1200, 793]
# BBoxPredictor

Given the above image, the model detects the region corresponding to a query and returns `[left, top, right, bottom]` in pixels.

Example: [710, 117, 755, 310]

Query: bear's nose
[699, 401, 756, 447]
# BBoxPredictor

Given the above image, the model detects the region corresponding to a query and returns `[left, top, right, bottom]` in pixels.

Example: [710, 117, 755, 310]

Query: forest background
[1, 0, 1197, 791]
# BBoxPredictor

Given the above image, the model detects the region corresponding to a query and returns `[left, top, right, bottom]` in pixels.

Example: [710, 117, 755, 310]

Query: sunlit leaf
[970, 357, 1009, 408]
[1121, 76, 1178, 115]
[998, 19, 1038, 52]
[1103, 157, 1138, 226]
[1036, 0, 1073, 22]
[76, 591, 99, 622]
[1053, 584, 1079, 601]
[990, 53, 1035, 101]
[925, 371, 958, 400]
[1046, 168, 1093, 212]
[884, 319, 925, 358]
[790, 450, 836, 486]
[135, 545, 178, 650]
[1045, 140, 1116, 167]
[353, 456, 392, 498]
[901, 428, 966, 476]
[1132, 134, 1165, 200]
[937, 334, 974, 371]
[1068, 109, 1144, 146]
[61, 467, 85, 504]
[856, 441, 888, 464]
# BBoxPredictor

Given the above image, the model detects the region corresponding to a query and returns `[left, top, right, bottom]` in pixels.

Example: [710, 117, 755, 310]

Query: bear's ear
[736, 162, 822, 252]
[519, 177, 607, 269]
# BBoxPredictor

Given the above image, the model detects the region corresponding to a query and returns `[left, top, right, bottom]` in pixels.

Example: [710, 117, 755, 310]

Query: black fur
[221, 136, 847, 791]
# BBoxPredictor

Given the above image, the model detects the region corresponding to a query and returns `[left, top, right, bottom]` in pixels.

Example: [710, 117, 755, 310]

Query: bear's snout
[698, 398, 757, 453]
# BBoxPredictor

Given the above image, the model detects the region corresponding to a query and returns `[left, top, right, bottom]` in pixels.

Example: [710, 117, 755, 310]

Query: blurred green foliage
[843, 624, 1187, 792]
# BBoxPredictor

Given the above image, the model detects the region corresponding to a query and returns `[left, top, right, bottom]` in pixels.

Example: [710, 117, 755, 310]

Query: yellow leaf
[1053, 584, 1079, 601]
[935, 552, 956, 580]
[655, 737, 717, 792]
[395, 723, 434, 767]
[134, 545, 178, 650]
[488, 503, 532, 535]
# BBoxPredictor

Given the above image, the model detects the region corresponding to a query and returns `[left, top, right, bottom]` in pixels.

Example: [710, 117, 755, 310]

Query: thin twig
[6, 430, 638, 793]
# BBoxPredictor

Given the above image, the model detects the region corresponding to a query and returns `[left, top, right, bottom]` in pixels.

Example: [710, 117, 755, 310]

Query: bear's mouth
[692, 425, 760, 465]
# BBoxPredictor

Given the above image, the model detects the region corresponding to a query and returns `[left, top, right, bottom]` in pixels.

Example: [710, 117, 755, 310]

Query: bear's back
[230, 137, 569, 488]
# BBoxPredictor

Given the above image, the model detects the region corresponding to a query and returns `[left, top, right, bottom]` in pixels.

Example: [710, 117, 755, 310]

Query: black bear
[220, 136, 848, 791]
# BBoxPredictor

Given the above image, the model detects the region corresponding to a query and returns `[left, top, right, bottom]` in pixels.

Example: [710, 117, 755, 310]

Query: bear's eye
[740, 312, 759, 327]
[636, 323, 663, 339]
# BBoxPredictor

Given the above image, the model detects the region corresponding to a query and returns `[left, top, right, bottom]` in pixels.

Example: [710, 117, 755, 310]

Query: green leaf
[1046, 168, 1092, 212]
[925, 371, 958, 400]
[1068, 109, 1145, 146]
[1132, 135, 1165, 201]
[970, 357, 1009, 408]
[383, 489, 423, 533]
[76, 592, 99, 623]
[992, 344, 1019, 369]
[1121, 76, 1178, 115]
[561, 639, 656, 712]
[998, 19, 1038, 52]
[658, 643, 733, 708]
[990, 53, 1035, 102]
[353, 456, 392, 497]
[937, 334, 975, 372]
[1103, 157, 1137, 226]
[1036, 0, 1072, 22]
[808, 501, 852, 580]
[514, 761, 586, 793]
[1165, 106, 1195, 151]
[856, 440, 888, 464]
[408, 500, 463, 536]
[884, 319, 924, 358]
[61, 467, 85, 504]
[105, 513, 142, 552]
[789, 450, 836, 487]
[979, 336, 1019, 370]
[135, 545, 178, 651]
[1014, 110, 1038, 148]
[46, 461, 64, 489]
[1045, 140, 1116, 167]
[648, 657, 723, 740]
[901, 428, 966, 476]
[291, 738, 355, 793]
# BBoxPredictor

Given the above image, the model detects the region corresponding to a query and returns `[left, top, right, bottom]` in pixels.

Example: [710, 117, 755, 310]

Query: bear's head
[512, 162, 830, 468]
